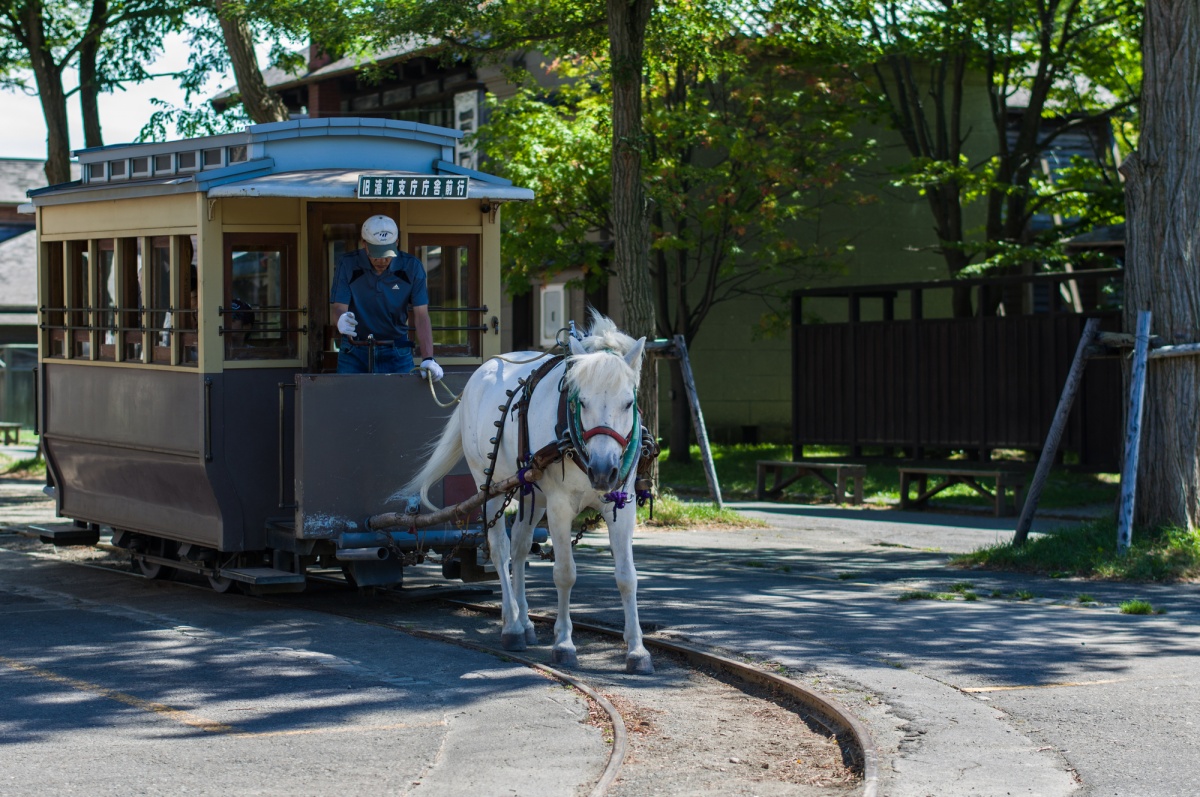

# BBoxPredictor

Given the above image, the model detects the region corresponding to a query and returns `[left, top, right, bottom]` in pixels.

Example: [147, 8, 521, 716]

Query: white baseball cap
[361, 215, 399, 259]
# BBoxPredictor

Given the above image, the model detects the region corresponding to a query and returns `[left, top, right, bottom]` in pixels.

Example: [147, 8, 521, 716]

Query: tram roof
[26, 117, 534, 206]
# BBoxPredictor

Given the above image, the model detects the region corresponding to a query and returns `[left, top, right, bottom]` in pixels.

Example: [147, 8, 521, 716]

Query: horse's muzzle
[585, 452, 621, 492]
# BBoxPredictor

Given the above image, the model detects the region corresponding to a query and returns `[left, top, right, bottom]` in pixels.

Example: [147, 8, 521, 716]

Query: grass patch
[0, 430, 43, 477]
[898, 590, 956, 601]
[1119, 599, 1157, 615]
[952, 518, 1200, 582]
[638, 489, 767, 529]
[657, 442, 1117, 510]
[1077, 593, 1096, 604]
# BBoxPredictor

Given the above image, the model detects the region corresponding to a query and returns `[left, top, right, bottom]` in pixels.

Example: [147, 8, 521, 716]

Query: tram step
[221, 566, 307, 589]
[30, 523, 100, 547]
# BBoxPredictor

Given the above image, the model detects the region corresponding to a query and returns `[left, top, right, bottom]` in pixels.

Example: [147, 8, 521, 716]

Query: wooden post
[673, 335, 723, 509]
[1117, 310, 1153, 554]
[1012, 317, 1101, 545]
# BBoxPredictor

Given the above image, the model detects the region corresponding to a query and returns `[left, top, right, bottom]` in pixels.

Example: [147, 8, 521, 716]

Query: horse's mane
[566, 309, 641, 394]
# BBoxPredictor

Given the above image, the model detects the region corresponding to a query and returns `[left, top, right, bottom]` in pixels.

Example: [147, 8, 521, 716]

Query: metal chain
[537, 511, 602, 561]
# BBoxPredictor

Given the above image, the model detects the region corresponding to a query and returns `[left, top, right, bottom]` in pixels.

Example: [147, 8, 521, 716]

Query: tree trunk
[215, 0, 290, 124]
[608, 0, 659, 480]
[1120, 0, 1200, 529]
[79, 0, 109, 149]
[667, 358, 692, 463]
[23, 0, 72, 184]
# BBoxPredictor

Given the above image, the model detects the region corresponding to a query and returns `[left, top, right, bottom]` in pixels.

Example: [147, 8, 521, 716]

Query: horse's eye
[579, 401, 587, 411]
[624, 400, 634, 410]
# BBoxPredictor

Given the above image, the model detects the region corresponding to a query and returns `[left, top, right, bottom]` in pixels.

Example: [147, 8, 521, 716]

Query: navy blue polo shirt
[331, 249, 429, 344]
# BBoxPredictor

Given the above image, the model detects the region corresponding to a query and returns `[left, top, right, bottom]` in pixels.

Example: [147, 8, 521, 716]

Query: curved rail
[449, 599, 880, 797]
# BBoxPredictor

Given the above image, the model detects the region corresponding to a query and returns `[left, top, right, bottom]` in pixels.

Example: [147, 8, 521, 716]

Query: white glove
[337, 311, 358, 337]
[421, 358, 444, 381]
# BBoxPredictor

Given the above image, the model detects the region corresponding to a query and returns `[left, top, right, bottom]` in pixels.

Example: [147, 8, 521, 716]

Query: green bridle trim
[568, 388, 642, 486]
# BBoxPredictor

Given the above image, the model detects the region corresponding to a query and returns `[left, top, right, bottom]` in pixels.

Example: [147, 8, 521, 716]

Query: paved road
[508, 503, 1198, 797]
[0, 481, 605, 797]
[5, 477, 1198, 796]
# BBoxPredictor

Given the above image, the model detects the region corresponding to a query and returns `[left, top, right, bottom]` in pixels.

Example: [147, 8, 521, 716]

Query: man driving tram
[330, 214, 445, 379]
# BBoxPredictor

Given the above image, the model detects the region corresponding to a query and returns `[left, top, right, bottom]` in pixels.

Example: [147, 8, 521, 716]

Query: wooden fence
[790, 270, 1124, 471]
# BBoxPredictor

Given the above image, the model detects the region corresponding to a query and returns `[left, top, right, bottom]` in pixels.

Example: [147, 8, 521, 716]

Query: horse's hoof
[551, 647, 578, 667]
[625, 652, 654, 675]
[501, 633, 527, 651]
[524, 626, 539, 645]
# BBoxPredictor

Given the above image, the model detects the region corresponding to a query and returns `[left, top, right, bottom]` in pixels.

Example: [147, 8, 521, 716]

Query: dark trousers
[337, 342, 414, 374]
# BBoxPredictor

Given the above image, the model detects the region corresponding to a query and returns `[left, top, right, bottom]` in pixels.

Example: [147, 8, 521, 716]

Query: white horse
[401, 314, 653, 674]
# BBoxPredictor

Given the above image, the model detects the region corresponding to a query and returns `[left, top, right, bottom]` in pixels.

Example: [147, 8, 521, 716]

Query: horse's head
[566, 333, 646, 492]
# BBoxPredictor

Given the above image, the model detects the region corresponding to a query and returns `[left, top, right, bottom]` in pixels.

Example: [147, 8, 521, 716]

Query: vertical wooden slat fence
[791, 270, 1124, 471]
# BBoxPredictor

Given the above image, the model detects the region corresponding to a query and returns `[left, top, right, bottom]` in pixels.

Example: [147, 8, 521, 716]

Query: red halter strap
[581, 425, 631, 448]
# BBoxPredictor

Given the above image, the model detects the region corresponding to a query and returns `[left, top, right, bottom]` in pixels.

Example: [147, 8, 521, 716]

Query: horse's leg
[545, 498, 579, 666]
[607, 508, 653, 674]
[509, 501, 543, 646]
[485, 497, 526, 651]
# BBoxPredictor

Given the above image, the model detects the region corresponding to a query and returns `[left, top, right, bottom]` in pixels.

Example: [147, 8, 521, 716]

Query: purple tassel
[517, 467, 540, 521]
[601, 490, 631, 520]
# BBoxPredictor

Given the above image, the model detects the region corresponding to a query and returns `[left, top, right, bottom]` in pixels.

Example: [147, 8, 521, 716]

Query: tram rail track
[0, 528, 876, 797]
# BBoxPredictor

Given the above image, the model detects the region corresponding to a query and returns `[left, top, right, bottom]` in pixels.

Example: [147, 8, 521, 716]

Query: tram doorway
[305, 203, 484, 373]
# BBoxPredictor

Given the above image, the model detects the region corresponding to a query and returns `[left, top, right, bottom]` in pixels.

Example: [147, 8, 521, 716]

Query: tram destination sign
[357, 174, 469, 199]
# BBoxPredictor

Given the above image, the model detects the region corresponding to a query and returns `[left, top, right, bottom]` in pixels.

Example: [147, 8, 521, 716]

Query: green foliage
[954, 519, 1200, 582]
[474, 14, 873, 336]
[771, 0, 1141, 280]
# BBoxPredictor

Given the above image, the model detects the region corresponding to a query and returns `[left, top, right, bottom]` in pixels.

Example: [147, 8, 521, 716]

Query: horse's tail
[397, 403, 466, 511]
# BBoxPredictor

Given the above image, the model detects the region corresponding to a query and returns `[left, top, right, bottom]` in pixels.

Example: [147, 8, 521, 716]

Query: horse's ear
[568, 335, 587, 356]
[624, 337, 646, 370]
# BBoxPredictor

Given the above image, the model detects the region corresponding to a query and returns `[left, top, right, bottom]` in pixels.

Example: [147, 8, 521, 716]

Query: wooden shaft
[1013, 317, 1101, 546]
[367, 466, 545, 531]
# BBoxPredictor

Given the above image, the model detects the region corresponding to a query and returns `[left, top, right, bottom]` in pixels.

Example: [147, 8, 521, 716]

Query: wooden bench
[898, 466, 1027, 517]
[756, 461, 867, 505]
[0, 422, 20, 445]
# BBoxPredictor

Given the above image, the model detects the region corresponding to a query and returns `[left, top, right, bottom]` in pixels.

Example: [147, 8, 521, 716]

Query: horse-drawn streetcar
[25, 118, 536, 591]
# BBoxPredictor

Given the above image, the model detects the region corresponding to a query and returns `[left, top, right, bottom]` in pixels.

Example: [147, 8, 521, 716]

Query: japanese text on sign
[357, 175, 470, 199]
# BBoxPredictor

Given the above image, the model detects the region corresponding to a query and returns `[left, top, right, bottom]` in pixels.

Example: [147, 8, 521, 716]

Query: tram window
[66, 241, 91, 358]
[86, 162, 106, 182]
[177, 151, 198, 171]
[116, 239, 142, 362]
[130, 157, 150, 178]
[224, 234, 299, 361]
[202, 148, 223, 168]
[108, 160, 127, 179]
[42, 243, 66, 358]
[226, 145, 248, 164]
[175, 238, 199, 365]
[42, 236, 198, 366]
[154, 154, 173, 174]
[148, 237, 173, 364]
[96, 240, 117, 361]
[409, 234, 481, 357]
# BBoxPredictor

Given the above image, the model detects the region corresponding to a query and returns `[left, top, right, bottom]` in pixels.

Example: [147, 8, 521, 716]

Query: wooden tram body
[27, 118, 534, 591]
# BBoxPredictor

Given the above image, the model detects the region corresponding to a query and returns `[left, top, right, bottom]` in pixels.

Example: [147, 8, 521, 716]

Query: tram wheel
[207, 574, 238, 593]
[136, 556, 166, 579]
[135, 539, 178, 580]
